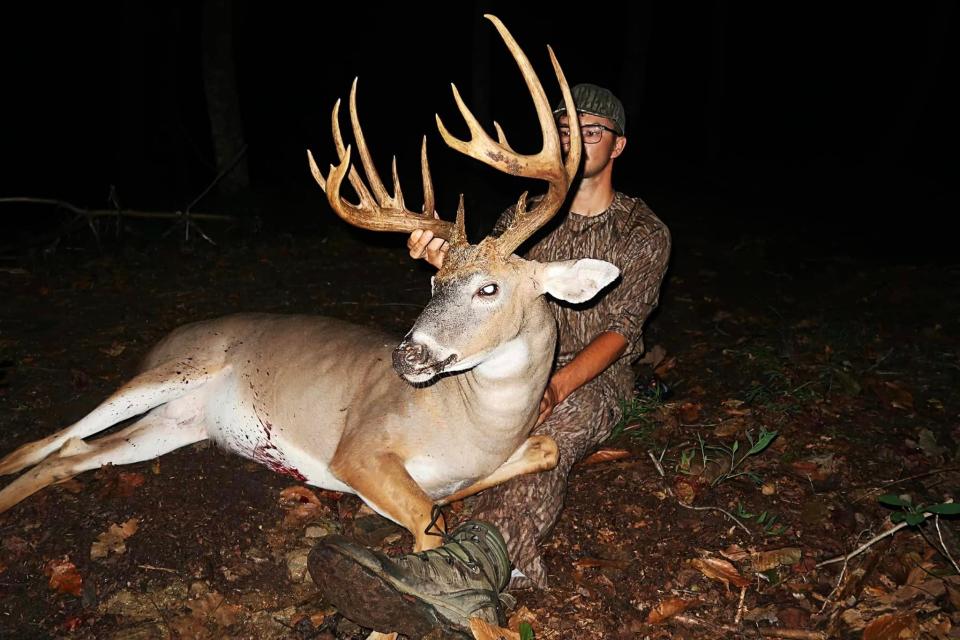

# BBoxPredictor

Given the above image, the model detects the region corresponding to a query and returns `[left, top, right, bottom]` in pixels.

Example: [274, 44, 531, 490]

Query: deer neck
[445, 301, 556, 435]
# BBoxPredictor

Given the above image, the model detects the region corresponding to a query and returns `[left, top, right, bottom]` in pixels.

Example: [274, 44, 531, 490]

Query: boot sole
[309, 539, 472, 639]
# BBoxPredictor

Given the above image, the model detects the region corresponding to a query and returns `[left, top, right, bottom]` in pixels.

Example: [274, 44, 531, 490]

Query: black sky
[4, 2, 958, 258]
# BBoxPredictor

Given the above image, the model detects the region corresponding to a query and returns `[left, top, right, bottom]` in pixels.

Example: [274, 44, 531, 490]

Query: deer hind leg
[438, 435, 558, 505]
[0, 404, 207, 513]
[331, 451, 445, 552]
[0, 358, 224, 476]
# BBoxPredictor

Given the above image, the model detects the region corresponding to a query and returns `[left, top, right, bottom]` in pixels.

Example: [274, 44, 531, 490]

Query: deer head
[309, 15, 619, 385]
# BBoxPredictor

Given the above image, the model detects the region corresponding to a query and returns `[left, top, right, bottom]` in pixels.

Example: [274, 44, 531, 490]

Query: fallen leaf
[678, 401, 702, 424]
[470, 617, 521, 640]
[44, 556, 83, 596]
[751, 547, 802, 572]
[91, 518, 139, 559]
[95, 467, 146, 498]
[863, 612, 919, 640]
[654, 356, 677, 377]
[100, 341, 127, 357]
[572, 556, 631, 571]
[672, 476, 700, 505]
[646, 597, 699, 624]
[790, 453, 837, 482]
[55, 478, 85, 494]
[188, 591, 242, 627]
[279, 485, 321, 506]
[580, 448, 631, 465]
[638, 344, 667, 368]
[873, 380, 914, 410]
[691, 557, 749, 590]
[720, 399, 751, 416]
[719, 544, 750, 562]
[506, 606, 539, 632]
[280, 485, 330, 527]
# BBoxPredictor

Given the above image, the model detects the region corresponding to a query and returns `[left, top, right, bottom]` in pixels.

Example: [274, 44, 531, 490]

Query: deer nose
[393, 339, 429, 371]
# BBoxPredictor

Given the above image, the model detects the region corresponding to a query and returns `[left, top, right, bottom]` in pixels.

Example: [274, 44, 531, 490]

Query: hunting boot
[308, 520, 511, 639]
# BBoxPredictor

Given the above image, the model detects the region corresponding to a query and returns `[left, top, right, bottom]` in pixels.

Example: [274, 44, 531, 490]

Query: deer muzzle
[392, 338, 457, 383]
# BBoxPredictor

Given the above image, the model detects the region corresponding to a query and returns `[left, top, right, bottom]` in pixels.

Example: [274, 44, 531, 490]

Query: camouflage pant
[470, 363, 633, 589]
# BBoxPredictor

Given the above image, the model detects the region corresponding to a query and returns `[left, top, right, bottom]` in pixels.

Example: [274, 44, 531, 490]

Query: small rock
[286, 548, 311, 583]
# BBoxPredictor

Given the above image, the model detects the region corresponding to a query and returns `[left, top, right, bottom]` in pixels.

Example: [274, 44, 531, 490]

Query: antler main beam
[308, 79, 452, 238]
[308, 14, 581, 256]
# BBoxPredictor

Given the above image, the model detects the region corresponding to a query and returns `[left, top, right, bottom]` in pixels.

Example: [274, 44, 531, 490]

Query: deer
[0, 15, 618, 558]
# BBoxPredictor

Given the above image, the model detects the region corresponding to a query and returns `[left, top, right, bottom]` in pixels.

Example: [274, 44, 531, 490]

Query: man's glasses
[558, 124, 620, 144]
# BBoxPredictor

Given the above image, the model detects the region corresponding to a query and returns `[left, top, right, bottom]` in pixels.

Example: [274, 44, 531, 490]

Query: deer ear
[539, 259, 620, 303]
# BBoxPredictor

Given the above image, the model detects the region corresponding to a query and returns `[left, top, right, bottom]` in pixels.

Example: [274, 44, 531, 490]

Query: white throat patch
[474, 337, 530, 379]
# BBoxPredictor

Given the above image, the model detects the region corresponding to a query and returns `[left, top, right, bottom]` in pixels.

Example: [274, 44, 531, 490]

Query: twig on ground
[935, 515, 960, 575]
[672, 613, 826, 639]
[817, 517, 932, 568]
[733, 584, 747, 625]
[647, 450, 752, 535]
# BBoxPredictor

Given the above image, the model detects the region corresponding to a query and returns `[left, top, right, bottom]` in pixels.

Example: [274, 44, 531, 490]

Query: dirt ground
[1, 204, 958, 639]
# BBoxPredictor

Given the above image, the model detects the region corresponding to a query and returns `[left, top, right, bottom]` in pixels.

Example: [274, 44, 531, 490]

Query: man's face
[558, 113, 626, 180]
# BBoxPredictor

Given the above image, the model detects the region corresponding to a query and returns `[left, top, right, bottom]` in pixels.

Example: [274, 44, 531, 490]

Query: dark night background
[3, 2, 958, 261]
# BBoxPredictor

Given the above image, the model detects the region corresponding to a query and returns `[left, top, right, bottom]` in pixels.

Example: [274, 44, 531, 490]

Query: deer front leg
[330, 451, 445, 552]
[438, 435, 558, 506]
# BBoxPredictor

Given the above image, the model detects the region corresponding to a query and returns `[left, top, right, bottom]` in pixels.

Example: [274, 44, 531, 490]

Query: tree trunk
[201, 0, 249, 197]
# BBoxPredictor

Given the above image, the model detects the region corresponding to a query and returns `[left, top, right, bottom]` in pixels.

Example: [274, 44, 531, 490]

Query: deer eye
[477, 283, 499, 297]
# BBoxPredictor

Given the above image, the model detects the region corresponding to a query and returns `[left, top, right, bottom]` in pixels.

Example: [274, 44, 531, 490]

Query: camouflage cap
[553, 83, 625, 135]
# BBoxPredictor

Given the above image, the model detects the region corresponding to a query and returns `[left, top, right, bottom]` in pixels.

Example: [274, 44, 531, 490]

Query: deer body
[0, 16, 612, 559]
[145, 308, 556, 503]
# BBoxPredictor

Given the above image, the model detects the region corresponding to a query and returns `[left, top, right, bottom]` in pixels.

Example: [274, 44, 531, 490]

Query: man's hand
[536, 382, 563, 426]
[407, 229, 449, 269]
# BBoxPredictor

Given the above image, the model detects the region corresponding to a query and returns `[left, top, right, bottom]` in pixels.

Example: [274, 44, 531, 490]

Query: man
[309, 84, 671, 637]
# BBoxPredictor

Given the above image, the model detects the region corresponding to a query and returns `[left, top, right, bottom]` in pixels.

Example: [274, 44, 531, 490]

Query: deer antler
[308, 79, 454, 239]
[308, 14, 580, 255]
[437, 14, 581, 257]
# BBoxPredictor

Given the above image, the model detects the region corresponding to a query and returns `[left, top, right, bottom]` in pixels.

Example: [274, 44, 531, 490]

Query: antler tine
[420, 136, 436, 217]
[349, 79, 395, 208]
[493, 121, 515, 153]
[491, 22, 582, 257]
[435, 14, 581, 258]
[309, 88, 454, 239]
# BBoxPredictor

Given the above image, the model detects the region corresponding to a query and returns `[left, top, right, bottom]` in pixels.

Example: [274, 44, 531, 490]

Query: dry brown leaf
[470, 617, 520, 640]
[654, 355, 677, 377]
[646, 597, 699, 624]
[874, 380, 914, 410]
[279, 485, 329, 527]
[672, 475, 701, 505]
[720, 399, 752, 416]
[55, 478, 85, 494]
[507, 605, 539, 632]
[678, 401, 702, 424]
[188, 591, 243, 627]
[91, 518, 139, 559]
[691, 557, 749, 590]
[97, 470, 145, 498]
[719, 544, 750, 562]
[572, 556, 631, 571]
[638, 344, 667, 367]
[580, 448, 631, 466]
[863, 612, 919, 640]
[44, 556, 83, 596]
[751, 547, 802, 572]
[100, 341, 127, 357]
[279, 485, 321, 506]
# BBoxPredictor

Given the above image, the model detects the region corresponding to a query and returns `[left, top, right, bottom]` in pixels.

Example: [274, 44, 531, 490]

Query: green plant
[701, 428, 778, 487]
[735, 502, 788, 535]
[520, 622, 535, 640]
[606, 395, 661, 443]
[879, 494, 960, 525]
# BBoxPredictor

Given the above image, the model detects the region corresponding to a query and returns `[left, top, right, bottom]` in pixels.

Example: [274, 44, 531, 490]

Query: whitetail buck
[0, 15, 617, 554]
